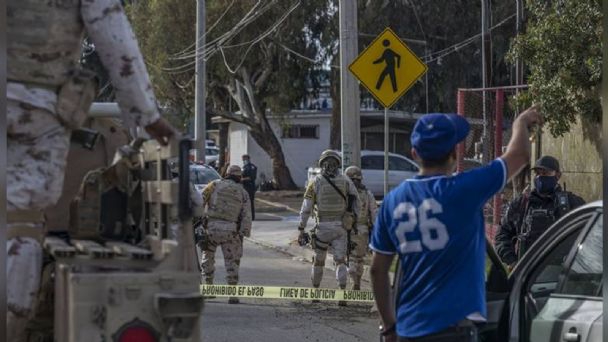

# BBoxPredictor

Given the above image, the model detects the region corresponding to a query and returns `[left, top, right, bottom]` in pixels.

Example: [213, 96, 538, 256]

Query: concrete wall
[229, 115, 331, 188]
[274, 117, 331, 186]
[540, 118, 602, 202]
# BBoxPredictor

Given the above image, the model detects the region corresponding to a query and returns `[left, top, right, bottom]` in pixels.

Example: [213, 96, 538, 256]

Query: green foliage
[206, 0, 332, 116]
[125, 0, 197, 131]
[358, 0, 515, 113]
[507, 0, 602, 137]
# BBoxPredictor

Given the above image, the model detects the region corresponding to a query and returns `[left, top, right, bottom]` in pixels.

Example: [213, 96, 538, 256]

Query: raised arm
[81, 0, 175, 144]
[500, 106, 543, 181]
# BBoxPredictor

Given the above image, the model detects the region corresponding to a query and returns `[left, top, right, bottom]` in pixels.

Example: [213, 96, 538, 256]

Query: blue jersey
[370, 159, 507, 338]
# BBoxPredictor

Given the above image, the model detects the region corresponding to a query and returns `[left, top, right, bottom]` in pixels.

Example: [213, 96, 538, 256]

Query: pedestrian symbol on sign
[373, 40, 401, 92]
[349, 27, 427, 108]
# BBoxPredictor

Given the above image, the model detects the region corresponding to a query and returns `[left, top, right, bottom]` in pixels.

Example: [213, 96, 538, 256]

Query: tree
[321, 0, 516, 148]
[125, 0, 197, 131]
[207, 0, 335, 190]
[507, 0, 602, 138]
[127, 0, 332, 189]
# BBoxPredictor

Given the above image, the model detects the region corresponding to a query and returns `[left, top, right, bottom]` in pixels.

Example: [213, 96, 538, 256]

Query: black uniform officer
[241, 154, 257, 220]
[494, 155, 585, 269]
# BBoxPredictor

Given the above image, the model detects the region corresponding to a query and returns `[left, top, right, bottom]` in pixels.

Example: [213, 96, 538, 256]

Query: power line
[422, 13, 515, 64]
[169, 0, 237, 58]
[170, 0, 274, 61]
[219, 1, 301, 74]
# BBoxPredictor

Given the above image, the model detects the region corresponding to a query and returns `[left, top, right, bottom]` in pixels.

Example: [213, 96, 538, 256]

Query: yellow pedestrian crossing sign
[349, 27, 428, 108]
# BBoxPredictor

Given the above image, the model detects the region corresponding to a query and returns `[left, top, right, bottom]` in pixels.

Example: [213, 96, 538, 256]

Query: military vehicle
[31, 103, 204, 341]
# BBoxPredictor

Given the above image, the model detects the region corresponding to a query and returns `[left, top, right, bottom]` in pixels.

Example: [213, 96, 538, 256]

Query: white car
[204, 146, 220, 167]
[190, 163, 221, 193]
[307, 150, 419, 198]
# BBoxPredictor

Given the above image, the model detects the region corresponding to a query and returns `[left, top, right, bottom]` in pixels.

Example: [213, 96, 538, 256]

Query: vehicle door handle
[563, 331, 580, 342]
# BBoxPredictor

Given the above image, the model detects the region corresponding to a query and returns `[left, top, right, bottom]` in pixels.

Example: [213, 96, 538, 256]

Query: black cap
[532, 155, 560, 173]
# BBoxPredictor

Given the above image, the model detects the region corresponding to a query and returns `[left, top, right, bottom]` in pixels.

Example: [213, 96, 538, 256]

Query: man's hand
[144, 117, 178, 146]
[297, 229, 310, 246]
[517, 105, 544, 131]
[502, 105, 545, 181]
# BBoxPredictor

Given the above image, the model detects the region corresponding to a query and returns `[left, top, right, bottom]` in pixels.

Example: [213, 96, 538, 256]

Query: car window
[190, 168, 220, 185]
[389, 156, 417, 172]
[559, 215, 602, 297]
[361, 155, 384, 170]
[205, 148, 219, 156]
[520, 212, 594, 341]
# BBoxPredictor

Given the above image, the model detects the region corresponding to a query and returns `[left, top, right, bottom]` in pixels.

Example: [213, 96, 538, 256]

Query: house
[215, 108, 433, 188]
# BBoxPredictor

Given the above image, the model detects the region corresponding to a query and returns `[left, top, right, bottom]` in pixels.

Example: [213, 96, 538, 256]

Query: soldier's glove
[342, 213, 355, 231]
[298, 231, 311, 247]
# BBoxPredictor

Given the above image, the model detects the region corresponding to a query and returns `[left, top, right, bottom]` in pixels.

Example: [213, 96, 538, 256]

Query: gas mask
[534, 175, 558, 195]
[320, 158, 340, 177]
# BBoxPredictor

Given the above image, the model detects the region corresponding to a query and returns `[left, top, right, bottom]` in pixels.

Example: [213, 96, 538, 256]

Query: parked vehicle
[387, 201, 603, 342]
[190, 163, 221, 193]
[205, 146, 220, 167]
[307, 150, 419, 197]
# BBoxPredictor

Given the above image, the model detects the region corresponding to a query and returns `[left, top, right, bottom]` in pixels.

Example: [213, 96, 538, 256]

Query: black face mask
[534, 176, 558, 195]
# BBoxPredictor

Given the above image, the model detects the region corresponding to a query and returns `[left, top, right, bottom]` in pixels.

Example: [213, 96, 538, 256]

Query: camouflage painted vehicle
[30, 104, 203, 341]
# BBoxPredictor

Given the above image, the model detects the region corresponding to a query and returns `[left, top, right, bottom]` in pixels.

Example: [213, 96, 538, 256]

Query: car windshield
[190, 168, 220, 185]
[206, 148, 219, 156]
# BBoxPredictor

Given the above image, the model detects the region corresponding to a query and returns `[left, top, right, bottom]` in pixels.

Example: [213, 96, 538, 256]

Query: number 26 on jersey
[393, 199, 449, 254]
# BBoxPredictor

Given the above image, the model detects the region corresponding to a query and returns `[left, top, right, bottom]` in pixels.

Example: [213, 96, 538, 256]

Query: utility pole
[480, 0, 492, 164]
[339, 0, 360, 168]
[515, 0, 524, 91]
[195, 0, 206, 162]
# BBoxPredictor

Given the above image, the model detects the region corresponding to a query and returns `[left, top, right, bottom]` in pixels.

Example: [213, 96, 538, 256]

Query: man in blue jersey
[369, 106, 542, 341]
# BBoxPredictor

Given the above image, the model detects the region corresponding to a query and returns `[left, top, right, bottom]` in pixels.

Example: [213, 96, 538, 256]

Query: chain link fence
[456, 87, 524, 243]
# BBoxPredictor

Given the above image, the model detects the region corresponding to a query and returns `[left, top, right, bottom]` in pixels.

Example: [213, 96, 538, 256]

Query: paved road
[200, 239, 380, 342]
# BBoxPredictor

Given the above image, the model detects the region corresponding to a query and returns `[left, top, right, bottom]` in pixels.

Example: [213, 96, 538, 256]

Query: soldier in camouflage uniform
[6, 0, 176, 339]
[344, 166, 377, 291]
[200, 165, 252, 304]
[298, 150, 359, 301]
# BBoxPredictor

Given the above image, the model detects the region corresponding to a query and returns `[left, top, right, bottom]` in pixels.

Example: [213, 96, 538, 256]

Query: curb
[255, 198, 300, 214]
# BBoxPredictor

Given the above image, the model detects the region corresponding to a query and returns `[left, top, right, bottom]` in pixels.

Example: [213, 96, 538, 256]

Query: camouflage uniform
[299, 174, 359, 289]
[200, 178, 252, 286]
[7, 0, 163, 339]
[348, 187, 377, 290]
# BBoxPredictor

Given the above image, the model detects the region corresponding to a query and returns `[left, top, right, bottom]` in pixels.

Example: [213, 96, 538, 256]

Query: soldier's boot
[352, 282, 361, 291]
[311, 285, 321, 304]
[338, 285, 347, 307]
[336, 262, 348, 306]
[311, 266, 324, 303]
[203, 277, 216, 299]
[227, 280, 240, 304]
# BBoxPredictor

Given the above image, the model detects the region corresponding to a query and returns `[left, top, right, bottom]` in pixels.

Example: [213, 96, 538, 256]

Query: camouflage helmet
[226, 165, 242, 177]
[318, 150, 341, 166]
[344, 166, 362, 180]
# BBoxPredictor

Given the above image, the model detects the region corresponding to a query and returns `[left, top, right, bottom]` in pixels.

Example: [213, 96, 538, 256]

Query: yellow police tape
[201, 284, 375, 303]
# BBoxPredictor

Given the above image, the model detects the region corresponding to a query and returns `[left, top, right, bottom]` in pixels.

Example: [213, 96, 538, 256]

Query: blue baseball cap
[411, 113, 470, 160]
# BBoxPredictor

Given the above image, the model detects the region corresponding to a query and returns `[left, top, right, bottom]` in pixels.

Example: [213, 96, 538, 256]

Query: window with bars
[282, 125, 319, 139]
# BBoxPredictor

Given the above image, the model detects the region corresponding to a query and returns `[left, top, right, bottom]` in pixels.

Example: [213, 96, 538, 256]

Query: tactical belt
[7, 210, 45, 243]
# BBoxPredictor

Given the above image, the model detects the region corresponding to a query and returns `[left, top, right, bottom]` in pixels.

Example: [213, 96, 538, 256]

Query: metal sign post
[349, 27, 428, 197]
[384, 107, 389, 196]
